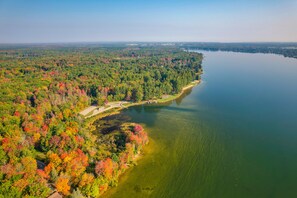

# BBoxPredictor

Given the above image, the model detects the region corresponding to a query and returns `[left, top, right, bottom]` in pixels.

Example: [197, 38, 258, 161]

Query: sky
[0, 0, 297, 43]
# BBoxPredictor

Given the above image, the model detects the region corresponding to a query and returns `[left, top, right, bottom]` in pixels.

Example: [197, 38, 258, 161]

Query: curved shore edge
[79, 79, 201, 197]
[79, 79, 201, 120]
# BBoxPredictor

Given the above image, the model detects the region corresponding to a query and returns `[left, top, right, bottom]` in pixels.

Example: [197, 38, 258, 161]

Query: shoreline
[104, 134, 157, 198]
[156, 80, 200, 104]
[82, 79, 202, 197]
[79, 79, 201, 119]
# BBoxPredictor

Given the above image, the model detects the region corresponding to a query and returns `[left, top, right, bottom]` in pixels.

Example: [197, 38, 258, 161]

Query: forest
[0, 45, 203, 197]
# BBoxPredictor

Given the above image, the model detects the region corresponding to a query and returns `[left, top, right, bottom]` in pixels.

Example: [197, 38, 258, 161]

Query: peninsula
[0, 44, 203, 197]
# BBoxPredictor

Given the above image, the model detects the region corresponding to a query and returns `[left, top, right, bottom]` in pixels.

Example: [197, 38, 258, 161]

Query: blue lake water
[106, 51, 297, 198]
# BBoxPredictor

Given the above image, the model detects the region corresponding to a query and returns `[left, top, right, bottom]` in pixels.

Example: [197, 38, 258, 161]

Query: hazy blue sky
[0, 0, 296, 43]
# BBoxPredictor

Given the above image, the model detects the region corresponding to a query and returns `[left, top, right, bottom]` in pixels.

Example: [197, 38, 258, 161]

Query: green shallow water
[105, 51, 297, 198]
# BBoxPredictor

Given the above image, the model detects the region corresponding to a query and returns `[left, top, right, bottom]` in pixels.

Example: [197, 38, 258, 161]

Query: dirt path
[79, 101, 129, 118]
[79, 106, 97, 116]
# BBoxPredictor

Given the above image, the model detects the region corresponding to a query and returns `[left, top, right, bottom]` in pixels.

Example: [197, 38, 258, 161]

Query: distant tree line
[180, 42, 297, 59]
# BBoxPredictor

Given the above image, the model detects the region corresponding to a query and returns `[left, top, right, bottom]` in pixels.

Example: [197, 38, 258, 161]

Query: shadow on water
[176, 88, 192, 105]
[123, 87, 195, 127]
[92, 87, 195, 135]
[92, 114, 131, 135]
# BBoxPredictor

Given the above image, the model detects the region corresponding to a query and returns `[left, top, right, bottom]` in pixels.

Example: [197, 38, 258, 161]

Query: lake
[105, 51, 297, 198]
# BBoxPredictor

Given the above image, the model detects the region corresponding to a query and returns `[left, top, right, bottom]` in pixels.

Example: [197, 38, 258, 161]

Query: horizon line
[1, 41, 297, 45]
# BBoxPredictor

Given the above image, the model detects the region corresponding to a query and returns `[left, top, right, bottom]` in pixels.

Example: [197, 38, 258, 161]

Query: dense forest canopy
[0, 45, 202, 197]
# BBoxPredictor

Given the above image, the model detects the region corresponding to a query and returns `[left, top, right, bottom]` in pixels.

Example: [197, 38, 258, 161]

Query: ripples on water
[105, 51, 297, 198]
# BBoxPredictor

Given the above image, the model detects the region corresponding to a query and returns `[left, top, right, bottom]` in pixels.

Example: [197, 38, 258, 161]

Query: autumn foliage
[0, 46, 201, 197]
[56, 177, 71, 195]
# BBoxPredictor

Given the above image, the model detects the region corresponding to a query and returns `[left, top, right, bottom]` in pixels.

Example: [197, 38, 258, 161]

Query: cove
[105, 51, 297, 198]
